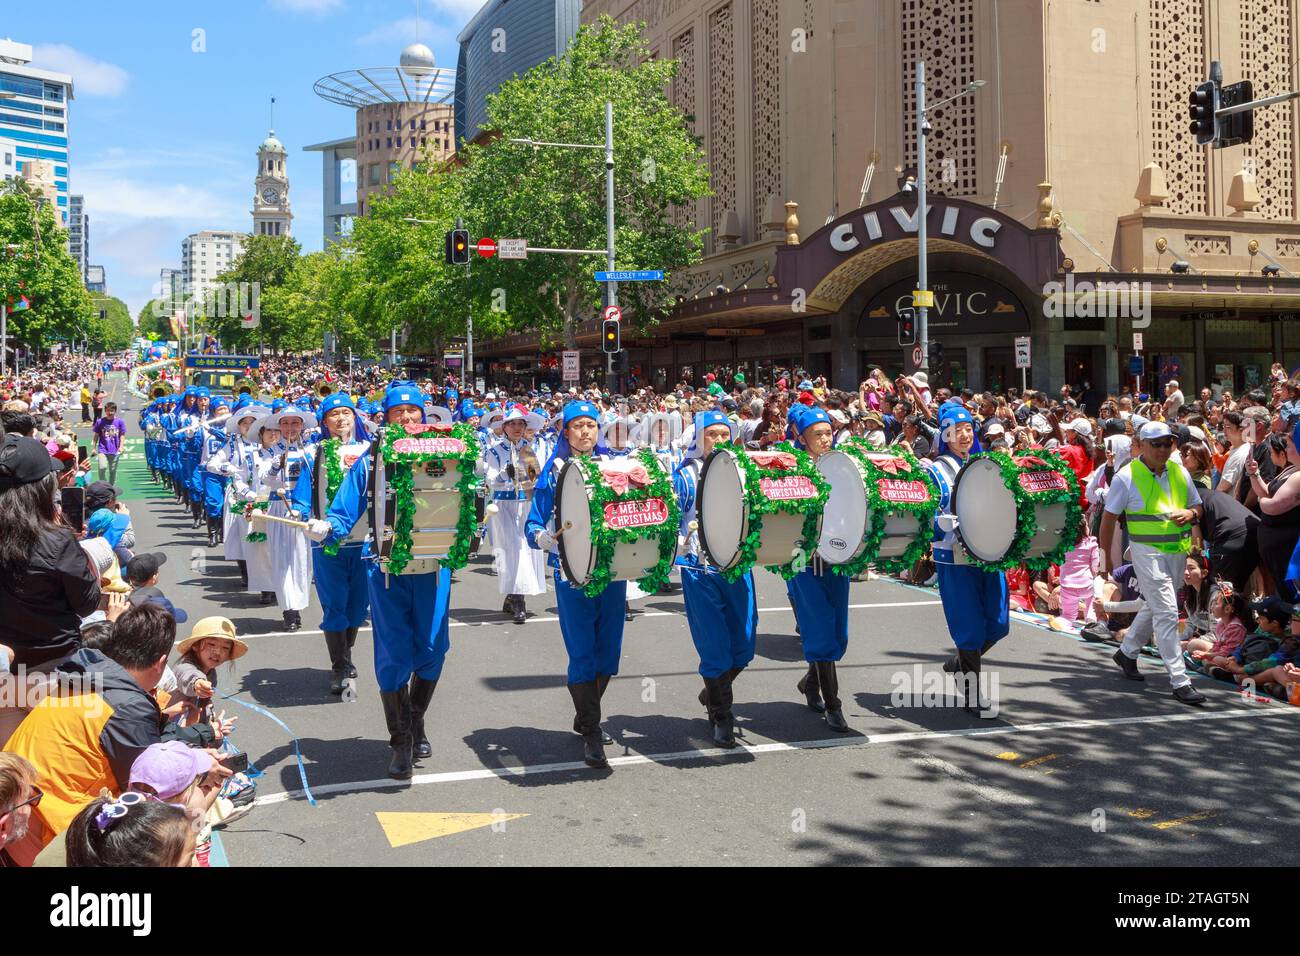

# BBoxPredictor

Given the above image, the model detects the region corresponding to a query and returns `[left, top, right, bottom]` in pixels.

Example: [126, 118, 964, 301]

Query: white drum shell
[815, 450, 927, 564]
[372, 456, 468, 571]
[556, 460, 673, 587]
[699, 448, 821, 572]
[952, 457, 1071, 564]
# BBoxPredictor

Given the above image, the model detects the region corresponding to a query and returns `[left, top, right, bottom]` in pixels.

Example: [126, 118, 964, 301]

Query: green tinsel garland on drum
[380, 422, 482, 576]
[570, 448, 681, 598]
[320, 438, 346, 557]
[954, 447, 1084, 573]
[714, 440, 830, 582]
[244, 498, 270, 543]
[828, 439, 940, 578]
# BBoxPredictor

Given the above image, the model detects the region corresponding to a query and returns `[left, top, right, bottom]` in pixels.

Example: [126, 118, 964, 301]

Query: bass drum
[697, 446, 815, 573]
[555, 458, 675, 588]
[815, 449, 929, 566]
[951, 456, 1069, 564]
[366, 440, 470, 573]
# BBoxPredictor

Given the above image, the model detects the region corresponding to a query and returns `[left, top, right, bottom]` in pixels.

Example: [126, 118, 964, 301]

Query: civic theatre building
[480, 0, 1300, 397]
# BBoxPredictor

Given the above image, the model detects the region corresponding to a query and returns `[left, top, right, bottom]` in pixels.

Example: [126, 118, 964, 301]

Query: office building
[0, 38, 73, 225]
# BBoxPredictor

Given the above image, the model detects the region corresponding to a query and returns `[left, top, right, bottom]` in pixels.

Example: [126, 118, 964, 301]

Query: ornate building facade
[480, 0, 1300, 398]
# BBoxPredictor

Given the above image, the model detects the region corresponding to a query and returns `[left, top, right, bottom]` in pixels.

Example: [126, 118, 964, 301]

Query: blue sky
[5, 0, 482, 318]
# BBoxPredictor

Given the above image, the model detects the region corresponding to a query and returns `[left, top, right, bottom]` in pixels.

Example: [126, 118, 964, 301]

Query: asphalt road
[101, 377, 1300, 867]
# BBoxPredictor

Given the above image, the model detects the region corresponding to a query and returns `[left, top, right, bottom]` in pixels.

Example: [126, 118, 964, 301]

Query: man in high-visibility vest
[1099, 420, 1207, 704]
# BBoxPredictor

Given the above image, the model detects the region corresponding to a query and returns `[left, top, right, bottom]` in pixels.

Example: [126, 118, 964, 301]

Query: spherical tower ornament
[400, 43, 436, 77]
[261, 130, 286, 154]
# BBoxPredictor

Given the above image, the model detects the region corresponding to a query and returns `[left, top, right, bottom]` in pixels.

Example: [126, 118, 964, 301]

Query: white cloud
[430, 0, 489, 18]
[268, 0, 344, 13]
[356, 17, 455, 50]
[31, 44, 128, 97]
[73, 170, 235, 223]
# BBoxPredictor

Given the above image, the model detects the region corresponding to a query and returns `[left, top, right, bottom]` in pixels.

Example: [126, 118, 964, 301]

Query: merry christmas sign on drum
[950, 448, 1083, 571]
[368, 421, 481, 575]
[556, 450, 680, 596]
[815, 440, 939, 575]
[698, 443, 829, 580]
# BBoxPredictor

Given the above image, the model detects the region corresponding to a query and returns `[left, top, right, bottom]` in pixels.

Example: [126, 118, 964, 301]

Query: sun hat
[175, 616, 248, 661]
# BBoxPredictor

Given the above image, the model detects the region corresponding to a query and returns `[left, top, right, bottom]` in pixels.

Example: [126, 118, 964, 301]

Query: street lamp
[913, 70, 986, 373]
[508, 101, 619, 392]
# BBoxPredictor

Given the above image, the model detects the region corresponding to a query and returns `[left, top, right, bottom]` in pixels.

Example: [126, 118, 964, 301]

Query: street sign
[1132, 332, 1143, 351]
[602, 305, 622, 323]
[444, 351, 464, 368]
[911, 345, 924, 367]
[498, 239, 526, 260]
[595, 270, 663, 282]
[476, 237, 497, 258]
[1129, 355, 1144, 377]
[562, 350, 580, 383]
[1014, 335, 1031, 369]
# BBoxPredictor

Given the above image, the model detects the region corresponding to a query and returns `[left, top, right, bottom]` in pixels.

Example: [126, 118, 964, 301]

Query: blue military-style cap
[562, 401, 599, 427]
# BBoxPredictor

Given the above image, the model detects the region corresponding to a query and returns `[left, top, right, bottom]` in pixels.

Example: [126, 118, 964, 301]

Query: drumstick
[553, 521, 573, 538]
[248, 510, 310, 531]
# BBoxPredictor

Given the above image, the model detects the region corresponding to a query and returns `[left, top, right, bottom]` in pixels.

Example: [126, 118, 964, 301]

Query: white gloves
[223, 463, 241, 477]
[535, 529, 557, 551]
[305, 519, 332, 542]
[936, 514, 961, 533]
[262, 475, 287, 490]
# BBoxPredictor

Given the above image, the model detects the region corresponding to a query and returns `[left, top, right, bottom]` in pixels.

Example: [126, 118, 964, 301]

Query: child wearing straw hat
[168, 617, 246, 743]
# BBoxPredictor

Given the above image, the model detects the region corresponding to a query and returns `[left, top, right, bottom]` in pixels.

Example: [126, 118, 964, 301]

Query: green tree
[137, 299, 173, 341]
[457, 15, 709, 348]
[209, 234, 304, 353]
[86, 295, 133, 352]
[0, 179, 93, 353]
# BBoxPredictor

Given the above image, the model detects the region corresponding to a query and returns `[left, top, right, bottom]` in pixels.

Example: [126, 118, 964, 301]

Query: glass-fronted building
[0, 40, 73, 226]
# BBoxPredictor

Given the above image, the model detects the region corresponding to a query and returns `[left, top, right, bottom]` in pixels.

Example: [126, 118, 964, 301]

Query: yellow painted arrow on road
[375, 811, 528, 848]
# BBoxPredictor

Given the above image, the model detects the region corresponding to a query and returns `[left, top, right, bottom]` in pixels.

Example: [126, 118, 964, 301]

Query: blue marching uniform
[290, 394, 372, 694]
[315, 382, 450, 779]
[198, 402, 231, 547]
[525, 400, 624, 768]
[674, 439, 757, 748]
[785, 404, 852, 730]
[923, 403, 1008, 715]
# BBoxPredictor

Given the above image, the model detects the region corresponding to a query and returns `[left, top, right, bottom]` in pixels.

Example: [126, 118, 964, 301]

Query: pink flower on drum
[599, 459, 650, 494]
[864, 454, 910, 475]
[749, 450, 797, 470]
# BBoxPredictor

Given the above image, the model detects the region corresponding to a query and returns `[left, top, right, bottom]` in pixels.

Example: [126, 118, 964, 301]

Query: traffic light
[897, 309, 916, 347]
[1218, 79, 1254, 147]
[444, 229, 469, 265]
[602, 318, 621, 354]
[1189, 80, 1219, 146]
[931, 340, 945, 367]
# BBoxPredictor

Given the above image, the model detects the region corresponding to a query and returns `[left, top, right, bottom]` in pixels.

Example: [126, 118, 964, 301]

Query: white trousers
[1120, 545, 1191, 689]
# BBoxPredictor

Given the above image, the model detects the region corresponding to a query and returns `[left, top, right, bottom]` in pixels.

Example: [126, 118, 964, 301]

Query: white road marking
[908, 752, 1035, 805]
[252, 703, 1300, 807]
[234, 599, 943, 641]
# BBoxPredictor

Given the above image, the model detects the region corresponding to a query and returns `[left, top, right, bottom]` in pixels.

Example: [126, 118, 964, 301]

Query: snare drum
[815, 441, 938, 573]
[951, 450, 1080, 568]
[368, 422, 480, 574]
[698, 444, 826, 578]
[555, 452, 678, 593]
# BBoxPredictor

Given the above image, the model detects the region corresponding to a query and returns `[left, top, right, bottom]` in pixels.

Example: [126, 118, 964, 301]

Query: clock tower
[252, 130, 293, 237]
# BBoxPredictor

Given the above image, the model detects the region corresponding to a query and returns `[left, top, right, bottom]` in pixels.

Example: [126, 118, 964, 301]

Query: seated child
[1184, 585, 1250, 663]
[162, 617, 246, 748]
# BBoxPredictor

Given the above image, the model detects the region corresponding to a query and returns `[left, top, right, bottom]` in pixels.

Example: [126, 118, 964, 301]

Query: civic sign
[602, 305, 622, 322]
[1132, 332, 1143, 351]
[595, 270, 663, 282]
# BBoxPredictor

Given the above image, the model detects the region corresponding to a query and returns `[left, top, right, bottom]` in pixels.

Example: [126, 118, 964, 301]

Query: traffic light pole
[915, 60, 929, 374]
[604, 101, 618, 394]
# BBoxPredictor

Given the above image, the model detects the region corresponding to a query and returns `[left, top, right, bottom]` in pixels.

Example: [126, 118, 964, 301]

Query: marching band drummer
[525, 400, 624, 770]
[923, 402, 1008, 717]
[289, 393, 373, 696]
[303, 382, 455, 780]
[259, 406, 317, 632]
[236, 411, 283, 605]
[185, 388, 213, 528]
[197, 396, 233, 549]
[206, 401, 271, 591]
[786, 404, 852, 732]
[674, 410, 758, 748]
[484, 404, 548, 625]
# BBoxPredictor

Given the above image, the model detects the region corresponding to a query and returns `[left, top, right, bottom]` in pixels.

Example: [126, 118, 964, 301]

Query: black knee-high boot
[797, 662, 825, 712]
[344, 627, 359, 679]
[567, 682, 608, 768]
[236, 559, 248, 588]
[702, 676, 737, 748]
[815, 661, 849, 732]
[409, 676, 437, 759]
[206, 515, 218, 548]
[955, 649, 994, 716]
[323, 631, 349, 695]
[379, 687, 413, 779]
